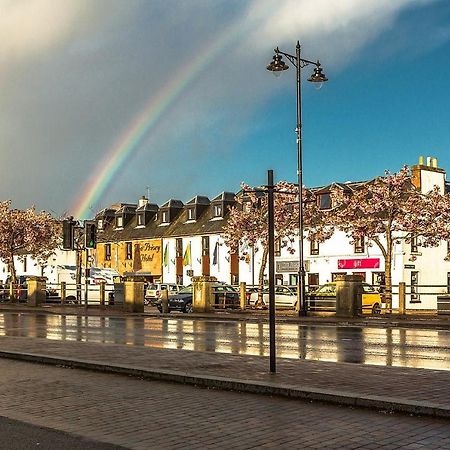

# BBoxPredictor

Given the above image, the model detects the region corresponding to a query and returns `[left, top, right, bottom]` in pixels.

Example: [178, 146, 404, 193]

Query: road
[0, 358, 449, 449]
[0, 312, 449, 370]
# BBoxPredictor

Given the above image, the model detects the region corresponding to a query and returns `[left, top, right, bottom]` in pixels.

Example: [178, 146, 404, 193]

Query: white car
[249, 285, 297, 309]
[145, 283, 181, 305]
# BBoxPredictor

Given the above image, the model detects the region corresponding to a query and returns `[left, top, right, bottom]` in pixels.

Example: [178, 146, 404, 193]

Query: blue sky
[0, 0, 449, 217]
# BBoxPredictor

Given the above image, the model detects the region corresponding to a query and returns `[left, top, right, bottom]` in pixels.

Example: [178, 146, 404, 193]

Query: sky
[0, 0, 449, 219]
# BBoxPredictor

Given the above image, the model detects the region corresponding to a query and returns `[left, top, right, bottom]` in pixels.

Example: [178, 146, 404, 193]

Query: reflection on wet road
[0, 312, 449, 370]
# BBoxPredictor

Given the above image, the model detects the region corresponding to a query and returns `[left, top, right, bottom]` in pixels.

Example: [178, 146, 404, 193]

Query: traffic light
[84, 221, 97, 249]
[62, 218, 75, 250]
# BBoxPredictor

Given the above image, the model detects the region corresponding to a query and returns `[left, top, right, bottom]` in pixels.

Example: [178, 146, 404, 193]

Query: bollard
[161, 289, 169, 313]
[99, 281, 106, 306]
[60, 281, 66, 305]
[240, 282, 247, 310]
[398, 282, 406, 315]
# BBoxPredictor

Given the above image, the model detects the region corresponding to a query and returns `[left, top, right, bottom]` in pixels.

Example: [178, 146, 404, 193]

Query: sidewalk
[0, 328, 449, 420]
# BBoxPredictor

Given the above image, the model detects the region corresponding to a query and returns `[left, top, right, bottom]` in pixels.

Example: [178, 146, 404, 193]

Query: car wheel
[372, 303, 381, 315]
[184, 302, 193, 314]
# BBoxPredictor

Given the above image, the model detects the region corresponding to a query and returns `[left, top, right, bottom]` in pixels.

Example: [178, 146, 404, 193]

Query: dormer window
[97, 219, 103, 231]
[213, 204, 222, 217]
[318, 193, 332, 210]
[116, 216, 123, 228]
[188, 208, 195, 221]
[137, 213, 145, 226]
[162, 211, 168, 223]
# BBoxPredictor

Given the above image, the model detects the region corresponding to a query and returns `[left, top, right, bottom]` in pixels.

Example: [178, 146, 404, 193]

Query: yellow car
[308, 282, 383, 315]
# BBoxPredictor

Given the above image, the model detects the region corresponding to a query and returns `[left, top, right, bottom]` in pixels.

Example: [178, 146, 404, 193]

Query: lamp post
[267, 41, 328, 317]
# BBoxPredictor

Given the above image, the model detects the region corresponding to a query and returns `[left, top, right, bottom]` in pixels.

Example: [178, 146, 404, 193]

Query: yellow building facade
[95, 239, 162, 279]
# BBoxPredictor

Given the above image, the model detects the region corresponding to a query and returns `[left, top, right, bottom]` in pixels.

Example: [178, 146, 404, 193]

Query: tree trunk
[256, 246, 269, 308]
[8, 258, 17, 301]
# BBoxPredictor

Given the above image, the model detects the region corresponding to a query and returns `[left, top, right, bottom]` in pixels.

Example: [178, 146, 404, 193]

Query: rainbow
[71, 4, 271, 219]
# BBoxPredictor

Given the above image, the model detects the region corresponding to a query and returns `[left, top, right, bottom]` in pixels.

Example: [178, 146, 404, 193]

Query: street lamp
[267, 41, 328, 317]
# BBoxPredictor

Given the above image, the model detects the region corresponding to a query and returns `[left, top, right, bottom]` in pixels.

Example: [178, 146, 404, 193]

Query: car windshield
[178, 285, 193, 294]
[315, 283, 336, 294]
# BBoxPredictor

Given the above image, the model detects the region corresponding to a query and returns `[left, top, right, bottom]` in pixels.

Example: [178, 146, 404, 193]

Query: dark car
[156, 284, 240, 313]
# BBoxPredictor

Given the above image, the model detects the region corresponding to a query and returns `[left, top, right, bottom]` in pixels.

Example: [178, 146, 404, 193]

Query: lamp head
[307, 62, 328, 85]
[266, 50, 289, 76]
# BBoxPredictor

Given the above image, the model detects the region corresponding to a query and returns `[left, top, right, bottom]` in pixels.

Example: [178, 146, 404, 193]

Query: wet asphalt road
[0, 312, 449, 370]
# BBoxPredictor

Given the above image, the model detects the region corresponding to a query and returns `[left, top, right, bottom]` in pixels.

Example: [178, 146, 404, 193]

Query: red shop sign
[337, 258, 380, 269]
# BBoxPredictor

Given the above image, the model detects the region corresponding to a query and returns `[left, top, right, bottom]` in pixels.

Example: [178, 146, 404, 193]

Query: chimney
[138, 196, 148, 207]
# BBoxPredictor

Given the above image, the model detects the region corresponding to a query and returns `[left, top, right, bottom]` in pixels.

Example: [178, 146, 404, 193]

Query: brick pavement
[0, 358, 449, 449]
[0, 333, 449, 419]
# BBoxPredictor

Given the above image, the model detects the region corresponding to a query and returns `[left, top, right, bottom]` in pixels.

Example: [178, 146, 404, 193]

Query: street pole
[266, 42, 327, 317]
[267, 169, 276, 373]
[295, 41, 306, 317]
[84, 248, 89, 308]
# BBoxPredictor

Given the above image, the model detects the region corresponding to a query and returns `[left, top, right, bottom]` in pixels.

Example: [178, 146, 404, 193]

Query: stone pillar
[123, 280, 144, 313]
[192, 276, 216, 313]
[398, 282, 406, 315]
[240, 282, 247, 310]
[27, 276, 47, 307]
[335, 275, 363, 317]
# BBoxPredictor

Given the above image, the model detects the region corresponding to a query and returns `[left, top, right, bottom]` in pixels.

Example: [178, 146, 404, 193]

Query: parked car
[145, 283, 182, 306]
[156, 284, 240, 313]
[248, 285, 297, 309]
[307, 282, 383, 314]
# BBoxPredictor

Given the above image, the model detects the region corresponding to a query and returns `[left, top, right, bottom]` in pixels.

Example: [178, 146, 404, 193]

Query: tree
[222, 182, 332, 307]
[328, 166, 448, 312]
[0, 201, 60, 289]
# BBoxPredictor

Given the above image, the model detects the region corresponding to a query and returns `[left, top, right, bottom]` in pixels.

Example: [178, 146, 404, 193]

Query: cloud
[0, 0, 446, 215]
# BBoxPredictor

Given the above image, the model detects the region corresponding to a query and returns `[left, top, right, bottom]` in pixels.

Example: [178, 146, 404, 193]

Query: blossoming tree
[328, 166, 450, 311]
[222, 182, 333, 306]
[0, 201, 60, 287]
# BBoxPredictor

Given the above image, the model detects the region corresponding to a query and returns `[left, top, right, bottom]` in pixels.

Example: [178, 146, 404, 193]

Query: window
[310, 239, 319, 256]
[188, 208, 195, 220]
[126, 242, 132, 260]
[202, 236, 210, 256]
[116, 216, 123, 228]
[161, 211, 168, 223]
[213, 204, 222, 217]
[447, 273, 450, 294]
[23, 256, 27, 272]
[97, 219, 103, 230]
[137, 213, 144, 226]
[274, 238, 281, 257]
[243, 201, 252, 213]
[411, 235, 418, 253]
[105, 243, 111, 261]
[176, 238, 183, 258]
[410, 271, 419, 302]
[354, 236, 365, 253]
[318, 193, 331, 210]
